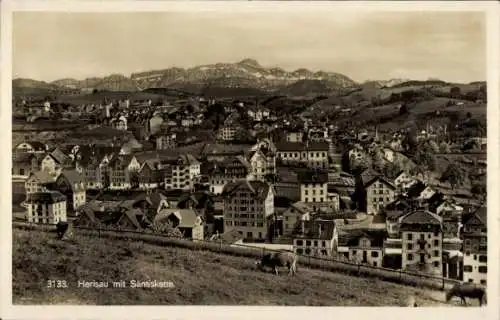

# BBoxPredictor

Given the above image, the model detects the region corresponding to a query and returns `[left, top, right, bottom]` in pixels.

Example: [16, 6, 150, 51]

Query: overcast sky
[12, 11, 486, 83]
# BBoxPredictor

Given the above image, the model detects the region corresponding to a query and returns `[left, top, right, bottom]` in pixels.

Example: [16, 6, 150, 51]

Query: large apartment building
[163, 154, 201, 191]
[222, 180, 274, 241]
[399, 210, 443, 276]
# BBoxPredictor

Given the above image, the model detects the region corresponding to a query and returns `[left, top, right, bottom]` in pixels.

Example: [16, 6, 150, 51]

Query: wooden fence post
[399, 269, 402, 281]
[442, 277, 445, 291]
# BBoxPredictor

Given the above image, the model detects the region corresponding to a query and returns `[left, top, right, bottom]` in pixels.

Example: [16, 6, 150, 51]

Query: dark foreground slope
[13, 229, 454, 306]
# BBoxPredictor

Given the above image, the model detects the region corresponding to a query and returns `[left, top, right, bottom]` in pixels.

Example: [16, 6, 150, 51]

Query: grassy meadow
[12, 229, 462, 306]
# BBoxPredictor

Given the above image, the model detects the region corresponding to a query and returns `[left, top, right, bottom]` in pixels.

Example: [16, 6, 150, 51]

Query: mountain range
[14, 58, 479, 97]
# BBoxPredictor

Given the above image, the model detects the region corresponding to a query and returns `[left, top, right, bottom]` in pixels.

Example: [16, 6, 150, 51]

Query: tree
[439, 142, 451, 154]
[402, 131, 418, 156]
[471, 183, 486, 201]
[450, 86, 461, 99]
[440, 164, 465, 190]
[399, 103, 409, 115]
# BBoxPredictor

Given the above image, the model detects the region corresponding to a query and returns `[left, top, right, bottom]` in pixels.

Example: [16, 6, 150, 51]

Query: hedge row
[13, 222, 459, 291]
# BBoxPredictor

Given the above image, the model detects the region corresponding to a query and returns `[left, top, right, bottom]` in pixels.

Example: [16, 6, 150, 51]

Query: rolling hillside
[12, 229, 460, 306]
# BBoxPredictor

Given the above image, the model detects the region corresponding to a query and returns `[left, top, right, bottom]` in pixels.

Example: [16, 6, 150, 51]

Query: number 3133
[47, 280, 68, 288]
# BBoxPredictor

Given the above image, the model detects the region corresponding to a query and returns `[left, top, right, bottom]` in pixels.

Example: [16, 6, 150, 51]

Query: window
[371, 251, 379, 258]
[296, 240, 303, 246]
[322, 241, 326, 247]
[480, 280, 487, 285]
[407, 254, 413, 261]
[464, 265, 473, 272]
[247, 232, 253, 238]
[407, 244, 413, 250]
[433, 240, 439, 246]
[407, 233, 413, 240]
[473, 254, 477, 261]
[479, 255, 487, 263]
[478, 266, 487, 273]
[305, 248, 311, 255]
[296, 248, 303, 255]
[433, 250, 439, 257]
[433, 261, 440, 268]
[352, 250, 357, 255]
[314, 241, 318, 247]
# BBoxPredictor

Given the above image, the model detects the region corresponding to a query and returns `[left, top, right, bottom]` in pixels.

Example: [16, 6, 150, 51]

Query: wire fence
[13, 221, 462, 292]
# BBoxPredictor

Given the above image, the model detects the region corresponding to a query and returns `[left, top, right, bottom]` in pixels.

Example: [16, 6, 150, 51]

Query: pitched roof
[288, 201, 314, 215]
[364, 175, 396, 190]
[222, 180, 272, 200]
[178, 153, 199, 166]
[400, 210, 442, 226]
[463, 206, 487, 227]
[109, 154, 135, 166]
[50, 148, 70, 164]
[29, 171, 56, 184]
[60, 170, 84, 185]
[155, 208, 198, 228]
[344, 229, 388, 247]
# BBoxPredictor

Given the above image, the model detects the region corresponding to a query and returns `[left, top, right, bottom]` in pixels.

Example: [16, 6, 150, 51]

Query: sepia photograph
[1, 1, 498, 317]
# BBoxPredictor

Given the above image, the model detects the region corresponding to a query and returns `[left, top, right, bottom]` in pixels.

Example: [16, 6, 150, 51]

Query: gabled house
[435, 199, 463, 217]
[282, 201, 313, 236]
[49, 170, 86, 215]
[163, 154, 201, 191]
[297, 169, 336, 212]
[399, 210, 443, 275]
[154, 208, 204, 240]
[247, 149, 269, 181]
[138, 159, 163, 190]
[132, 191, 170, 220]
[12, 152, 41, 178]
[391, 171, 417, 191]
[338, 229, 388, 267]
[461, 206, 487, 285]
[356, 170, 396, 215]
[25, 171, 56, 195]
[293, 219, 338, 257]
[108, 155, 141, 190]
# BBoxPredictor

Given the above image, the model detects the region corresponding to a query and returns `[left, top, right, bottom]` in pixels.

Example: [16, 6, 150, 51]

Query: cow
[255, 251, 298, 276]
[445, 282, 487, 306]
[55, 221, 69, 240]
